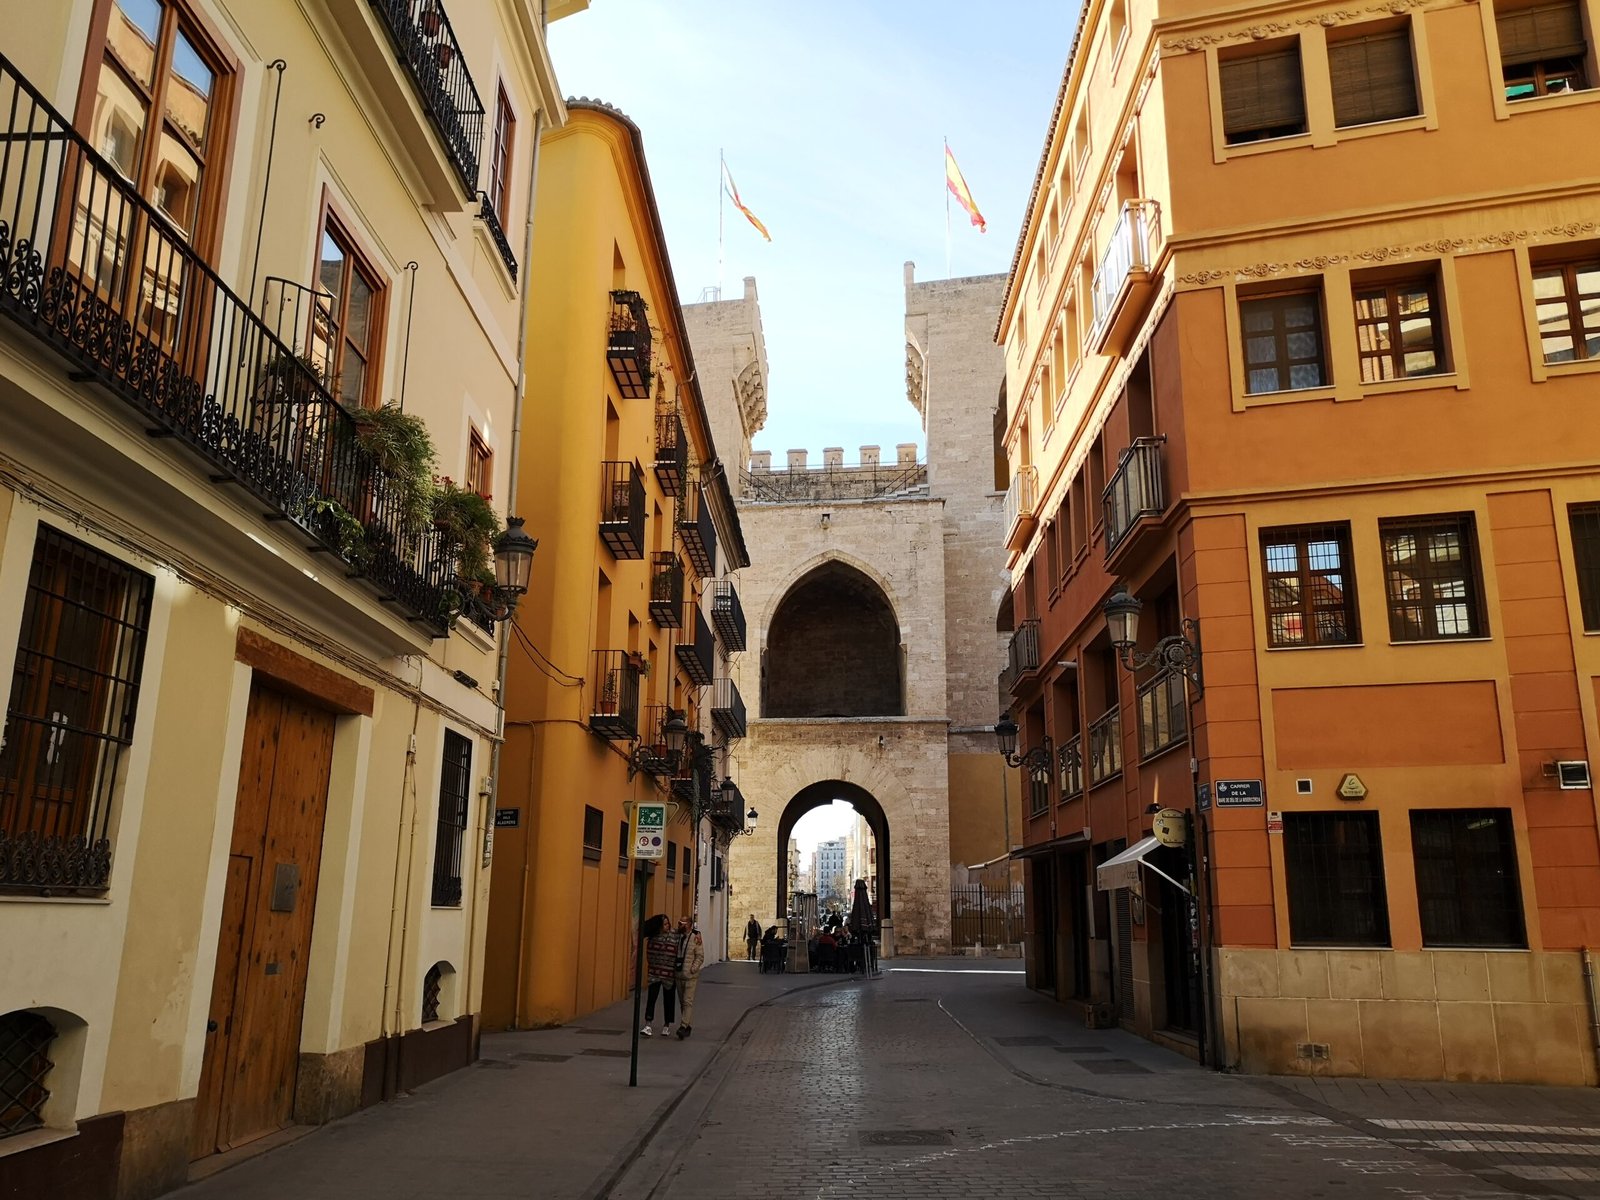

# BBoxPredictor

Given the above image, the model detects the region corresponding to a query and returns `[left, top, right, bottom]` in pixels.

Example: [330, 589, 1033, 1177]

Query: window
[1353, 273, 1445, 382]
[1570, 503, 1600, 631]
[1411, 809, 1525, 948]
[618, 818, 629, 869]
[1328, 24, 1420, 127]
[421, 963, 443, 1023]
[667, 840, 677, 878]
[1220, 42, 1309, 144]
[431, 731, 472, 906]
[489, 84, 516, 222]
[0, 1011, 56, 1137]
[1497, 0, 1590, 99]
[582, 804, 604, 863]
[1531, 256, 1600, 363]
[1028, 768, 1050, 817]
[311, 211, 386, 410]
[1283, 811, 1390, 946]
[1380, 513, 1486, 640]
[0, 526, 154, 894]
[1240, 291, 1327, 394]
[467, 427, 493, 499]
[1136, 669, 1186, 758]
[1045, 518, 1060, 585]
[1261, 523, 1360, 647]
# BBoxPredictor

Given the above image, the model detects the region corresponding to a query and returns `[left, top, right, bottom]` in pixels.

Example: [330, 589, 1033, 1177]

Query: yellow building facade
[0, 0, 574, 1194]
[484, 102, 751, 1031]
[999, 0, 1600, 1083]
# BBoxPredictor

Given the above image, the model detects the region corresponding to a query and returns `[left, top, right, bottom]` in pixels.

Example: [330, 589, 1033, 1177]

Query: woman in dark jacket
[641, 914, 676, 1035]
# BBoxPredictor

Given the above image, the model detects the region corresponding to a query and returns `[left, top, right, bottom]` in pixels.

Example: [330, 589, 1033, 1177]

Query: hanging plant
[432, 476, 502, 582]
[344, 402, 437, 532]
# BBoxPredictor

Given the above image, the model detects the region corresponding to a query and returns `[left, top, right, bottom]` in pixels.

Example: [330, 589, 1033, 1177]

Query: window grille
[1532, 258, 1600, 363]
[582, 805, 604, 863]
[1283, 811, 1390, 946]
[1411, 809, 1525, 948]
[1240, 292, 1327, 394]
[1028, 772, 1050, 817]
[1328, 25, 1419, 127]
[1379, 512, 1486, 640]
[431, 732, 472, 906]
[1220, 43, 1308, 143]
[1571, 504, 1600, 631]
[1261, 523, 1359, 647]
[421, 963, 443, 1024]
[0, 1011, 55, 1137]
[0, 526, 154, 893]
[1353, 274, 1444, 382]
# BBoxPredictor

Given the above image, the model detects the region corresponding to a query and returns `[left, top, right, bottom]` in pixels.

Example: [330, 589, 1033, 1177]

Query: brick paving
[178, 960, 1600, 1199]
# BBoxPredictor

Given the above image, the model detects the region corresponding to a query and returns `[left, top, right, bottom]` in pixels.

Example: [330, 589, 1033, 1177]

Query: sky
[548, 0, 1076, 466]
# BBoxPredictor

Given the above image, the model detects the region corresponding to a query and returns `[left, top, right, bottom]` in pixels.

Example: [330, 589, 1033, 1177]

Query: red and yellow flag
[723, 160, 771, 242]
[945, 143, 986, 233]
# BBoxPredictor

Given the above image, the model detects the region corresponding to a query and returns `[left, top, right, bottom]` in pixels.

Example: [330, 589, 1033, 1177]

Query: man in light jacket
[674, 916, 706, 1039]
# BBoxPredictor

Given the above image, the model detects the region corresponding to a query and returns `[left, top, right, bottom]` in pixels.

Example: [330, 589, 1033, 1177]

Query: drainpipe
[1584, 947, 1600, 1085]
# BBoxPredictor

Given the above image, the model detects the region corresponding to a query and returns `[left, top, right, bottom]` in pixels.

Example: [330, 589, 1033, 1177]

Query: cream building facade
[0, 0, 572, 1194]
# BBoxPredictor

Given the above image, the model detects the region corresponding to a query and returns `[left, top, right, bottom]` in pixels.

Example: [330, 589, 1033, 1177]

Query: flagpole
[718, 148, 725, 300]
[943, 136, 951, 279]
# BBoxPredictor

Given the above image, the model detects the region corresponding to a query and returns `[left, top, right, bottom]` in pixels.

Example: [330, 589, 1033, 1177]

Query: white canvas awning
[1095, 835, 1191, 895]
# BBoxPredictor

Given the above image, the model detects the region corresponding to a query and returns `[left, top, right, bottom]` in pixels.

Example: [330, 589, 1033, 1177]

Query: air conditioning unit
[1557, 761, 1591, 790]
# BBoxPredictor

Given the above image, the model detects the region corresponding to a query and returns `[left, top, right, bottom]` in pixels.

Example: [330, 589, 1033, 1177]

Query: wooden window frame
[1219, 39, 1309, 145]
[311, 194, 388, 411]
[1328, 21, 1421, 128]
[1239, 288, 1329, 395]
[1352, 271, 1446, 382]
[1379, 512, 1488, 641]
[1497, 0, 1591, 99]
[1531, 255, 1600, 363]
[1260, 522, 1361, 648]
[1410, 808, 1526, 948]
[1283, 811, 1391, 947]
[1570, 502, 1600, 631]
[467, 426, 494, 500]
[431, 730, 472, 907]
[489, 83, 516, 223]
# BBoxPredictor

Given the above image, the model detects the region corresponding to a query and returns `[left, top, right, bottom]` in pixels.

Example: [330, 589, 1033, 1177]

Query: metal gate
[950, 885, 1026, 948]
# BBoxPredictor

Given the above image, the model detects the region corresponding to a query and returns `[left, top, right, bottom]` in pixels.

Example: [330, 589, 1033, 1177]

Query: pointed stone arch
[776, 780, 890, 921]
[762, 557, 904, 718]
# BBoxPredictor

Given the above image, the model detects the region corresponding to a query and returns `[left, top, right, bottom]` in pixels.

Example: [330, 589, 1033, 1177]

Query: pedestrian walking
[674, 916, 705, 1039]
[744, 914, 761, 961]
[640, 913, 676, 1036]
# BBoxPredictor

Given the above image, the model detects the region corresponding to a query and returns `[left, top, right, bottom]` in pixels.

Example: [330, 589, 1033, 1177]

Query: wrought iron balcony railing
[477, 192, 517, 281]
[368, 0, 486, 194]
[1087, 707, 1123, 787]
[711, 676, 747, 740]
[599, 460, 645, 558]
[1058, 736, 1084, 799]
[676, 606, 714, 687]
[678, 484, 717, 577]
[1007, 619, 1040, 683]
[654, 407, 687, 498]
[711, 579, 746, 651]
[1102, 437, 1165, 558]
[708, 780, 746, 835]
[608, 290, 652, 398]
[1004, 465, 1039, 551]
[0, 55, 455, 634]
[635, 704, 680, 777]
[589, 649, 642, 740]
[649, 552, 684, 628]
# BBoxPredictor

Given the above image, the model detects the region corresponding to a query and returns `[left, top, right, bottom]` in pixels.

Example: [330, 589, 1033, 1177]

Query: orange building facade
[997, 0, 1600, 1083]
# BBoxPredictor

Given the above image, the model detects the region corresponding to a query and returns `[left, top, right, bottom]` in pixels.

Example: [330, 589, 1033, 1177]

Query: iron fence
[950, 884, 1026, 948]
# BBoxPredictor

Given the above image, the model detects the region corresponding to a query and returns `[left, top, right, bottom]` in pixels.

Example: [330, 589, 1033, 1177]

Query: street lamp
[993, 714, 1054, 782]
[1102, 585, 1203, 695]
[744, 806, 759, 835]
[475, 516, 538, 622]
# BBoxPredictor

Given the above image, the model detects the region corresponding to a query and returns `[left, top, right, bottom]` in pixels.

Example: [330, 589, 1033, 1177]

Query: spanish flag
[945, 142, 986, 233]
[723, 158, 771, 242]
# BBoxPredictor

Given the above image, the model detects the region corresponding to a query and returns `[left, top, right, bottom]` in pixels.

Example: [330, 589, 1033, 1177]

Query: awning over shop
[1009, 831, 1089, 859]
[1096, 835, 1192, 895]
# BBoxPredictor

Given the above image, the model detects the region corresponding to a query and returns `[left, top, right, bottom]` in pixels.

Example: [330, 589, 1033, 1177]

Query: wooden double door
[191, 683, 336, 1159]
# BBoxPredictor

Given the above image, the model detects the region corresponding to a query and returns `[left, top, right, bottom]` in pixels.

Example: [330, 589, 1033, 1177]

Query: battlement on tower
[741, 443, 927, 503]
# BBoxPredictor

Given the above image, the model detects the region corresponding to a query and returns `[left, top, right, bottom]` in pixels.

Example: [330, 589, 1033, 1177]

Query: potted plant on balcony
[597, 670, 619, 717]
[344, 401, 436, 532]
[431, 476, 502, 582]
[419, 3, 443, 35]
[626, 651, 649, 677]
[256, 349, 327, 407]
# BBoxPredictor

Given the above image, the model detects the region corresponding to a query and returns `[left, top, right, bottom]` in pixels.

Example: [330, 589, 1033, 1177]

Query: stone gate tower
[684, 267, 1016, 956]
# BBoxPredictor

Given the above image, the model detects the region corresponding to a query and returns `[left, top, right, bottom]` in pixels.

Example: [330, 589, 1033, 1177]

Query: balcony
[477, 192, 517, 281]
[1087, 708, 1123, 787]
[654, 407, 687, 498]
[711, 677, 747, 740]
[1003, 465, 1039, 553]
[1089, 200, 1158, 357]
[589, 650, 643, 740]
[1057, 736, 1084, 800]
[1137, 669, 1188, 760]
[708, 780, 747, 835]
[1006, 620, 1040, 690]
[678, 485, 718, 577]
[599, 461, 645, 558]
[676, 606, 715, 686]
[368, 0, 486, 195]
[711, 579, 746, 651]
[0, 57, 456, 635]
[1102, 437, 1165, 563]
[635, 704, 681, 778]
[649, 552, 684, 628]
[608, 290, 652, 399]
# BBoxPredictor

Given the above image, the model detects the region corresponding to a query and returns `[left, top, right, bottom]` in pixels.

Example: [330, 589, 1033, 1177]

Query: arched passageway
[775, 780, 891, 923]
[763, 562, 902, 718]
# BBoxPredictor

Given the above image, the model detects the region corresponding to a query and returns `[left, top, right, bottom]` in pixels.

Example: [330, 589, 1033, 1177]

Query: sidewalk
[179, 960, 848, 1200]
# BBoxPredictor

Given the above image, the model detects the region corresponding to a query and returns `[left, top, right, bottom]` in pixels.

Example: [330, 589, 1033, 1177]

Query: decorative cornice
[1161, 0, 1431, 52]
[1176, 219, 1600, 284]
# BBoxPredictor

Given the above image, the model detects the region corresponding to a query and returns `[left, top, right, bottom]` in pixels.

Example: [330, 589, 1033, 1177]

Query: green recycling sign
[633, 801, 666, 860]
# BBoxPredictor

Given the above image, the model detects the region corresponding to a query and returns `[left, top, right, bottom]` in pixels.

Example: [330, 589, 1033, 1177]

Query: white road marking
[886, 967, 1026, 974]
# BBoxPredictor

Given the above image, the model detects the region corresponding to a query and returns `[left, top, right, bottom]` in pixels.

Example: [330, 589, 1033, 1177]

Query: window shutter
[1220, 46, 1308, 137]
[1329, 29, 1420, 126]
[1496, 0, 1587, 65]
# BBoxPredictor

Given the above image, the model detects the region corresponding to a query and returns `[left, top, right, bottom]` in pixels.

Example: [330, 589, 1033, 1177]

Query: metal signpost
[628, 801, 666, 1088]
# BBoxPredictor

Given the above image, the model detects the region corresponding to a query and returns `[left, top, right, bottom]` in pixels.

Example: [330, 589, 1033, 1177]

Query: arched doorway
[776, 780, 891, 923]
